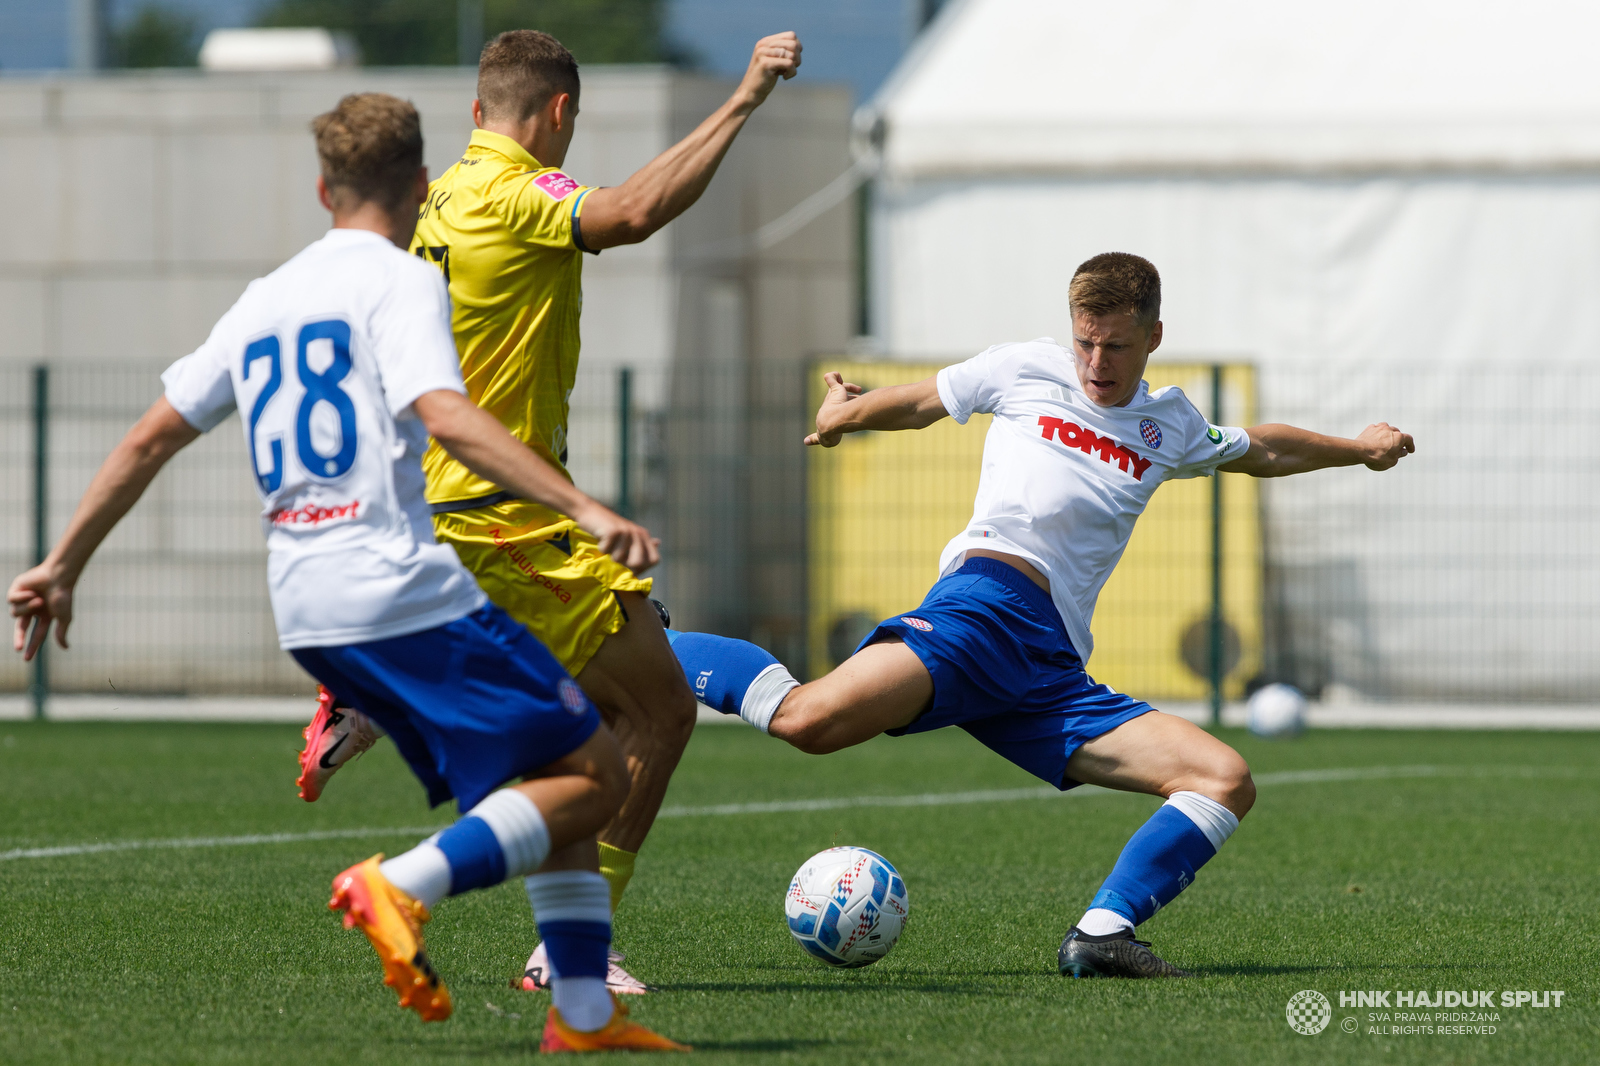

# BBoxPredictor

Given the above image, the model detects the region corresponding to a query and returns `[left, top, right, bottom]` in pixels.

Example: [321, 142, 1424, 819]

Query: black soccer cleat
[651, 599, 671, 629]
[1058, 926, 1191, 978]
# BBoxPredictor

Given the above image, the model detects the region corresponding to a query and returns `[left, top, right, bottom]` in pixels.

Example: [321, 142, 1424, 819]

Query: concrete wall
[0, 67, 853, 692]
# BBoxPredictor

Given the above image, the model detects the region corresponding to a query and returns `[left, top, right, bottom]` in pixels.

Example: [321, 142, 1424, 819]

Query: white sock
[379, 842, 451, 909]
[1164, 790, 1240, 850]
[466, 789, 552, 877]
[741, 663, 799, 734]
[1076, 907, 1134, 937]
[553, 976, 612, 1031]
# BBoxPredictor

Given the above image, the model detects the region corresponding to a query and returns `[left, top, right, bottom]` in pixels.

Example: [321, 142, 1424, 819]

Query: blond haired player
[296, 28, 805, 992]
[10, 93, 684, 1052]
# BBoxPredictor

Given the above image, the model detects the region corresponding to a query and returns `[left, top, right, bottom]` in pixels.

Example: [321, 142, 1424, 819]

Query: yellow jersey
[411, 128, 597, 504]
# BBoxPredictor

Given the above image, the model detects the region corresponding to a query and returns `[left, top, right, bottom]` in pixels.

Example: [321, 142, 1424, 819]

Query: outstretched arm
[1219, 422, 1415, 477]
[804, 372, 948, 447]
[576, 33, 801, 249]
[9, 397, 199, 659]
[412, 389, 660, 573]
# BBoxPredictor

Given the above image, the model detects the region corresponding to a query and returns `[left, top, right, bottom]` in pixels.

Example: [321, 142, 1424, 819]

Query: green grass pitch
[2, 720, 1596, 1064]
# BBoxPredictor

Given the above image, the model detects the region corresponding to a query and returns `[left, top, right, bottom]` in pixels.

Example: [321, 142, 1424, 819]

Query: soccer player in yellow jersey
[297, 28, 804, 993]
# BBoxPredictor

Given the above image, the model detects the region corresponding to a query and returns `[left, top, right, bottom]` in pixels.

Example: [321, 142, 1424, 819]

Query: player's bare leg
[521, 591, 696, 996]
[1064, 710, 1255, 816]
[574, 592, 699, 855]
[765, 640, 931, 753]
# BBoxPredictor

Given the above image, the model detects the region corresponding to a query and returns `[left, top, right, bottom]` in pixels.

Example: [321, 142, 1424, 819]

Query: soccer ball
[785, 846, 909, 968]
[1247, 683, 1308, 738]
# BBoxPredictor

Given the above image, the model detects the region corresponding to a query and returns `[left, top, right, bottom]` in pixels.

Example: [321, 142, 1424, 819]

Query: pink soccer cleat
[296, 685, 382, 802]
[522, 942, 655, 995]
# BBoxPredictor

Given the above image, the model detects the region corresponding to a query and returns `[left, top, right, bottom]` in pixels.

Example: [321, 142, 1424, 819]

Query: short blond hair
[311, 93, 423, 211]
[1069, 252, 1161, 330]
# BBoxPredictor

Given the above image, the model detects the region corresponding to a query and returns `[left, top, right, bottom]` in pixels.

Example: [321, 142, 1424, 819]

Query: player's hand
[804, 371, 864, 447]
[1356, 422, 1415, 470]
[737, 32, 802, 110]
[570, 502, 662, 575]
[8, 562, 74, 661]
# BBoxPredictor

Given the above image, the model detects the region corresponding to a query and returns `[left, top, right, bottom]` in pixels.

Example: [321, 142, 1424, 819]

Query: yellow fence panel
[806, 361, 1260, 700]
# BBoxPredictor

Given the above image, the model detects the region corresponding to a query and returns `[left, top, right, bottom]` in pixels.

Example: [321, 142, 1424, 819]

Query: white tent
[866, 0, 1600, 701]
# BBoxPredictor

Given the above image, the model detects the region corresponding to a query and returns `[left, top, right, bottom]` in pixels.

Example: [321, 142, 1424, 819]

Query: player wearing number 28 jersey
[8, 93, 683, 1051]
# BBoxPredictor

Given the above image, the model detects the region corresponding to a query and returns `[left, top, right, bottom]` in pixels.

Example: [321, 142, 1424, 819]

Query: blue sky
[0, 0, 938, 103]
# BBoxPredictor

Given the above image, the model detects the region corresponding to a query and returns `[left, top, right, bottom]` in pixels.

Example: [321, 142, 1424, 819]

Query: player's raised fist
[738, 32, 802, 109]
[804, 371, 864, 448]
[1356, 422, 1415, 470]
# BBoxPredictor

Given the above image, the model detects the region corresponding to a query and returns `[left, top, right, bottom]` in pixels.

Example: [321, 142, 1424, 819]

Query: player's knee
[1213, 754, 1255, 819]
[769, 691, 845, 755]
[1176, 749, 1254, 820]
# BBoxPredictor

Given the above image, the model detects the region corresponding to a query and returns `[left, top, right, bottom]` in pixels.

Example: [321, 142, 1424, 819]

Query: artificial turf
[1, 721, 1596, 1065]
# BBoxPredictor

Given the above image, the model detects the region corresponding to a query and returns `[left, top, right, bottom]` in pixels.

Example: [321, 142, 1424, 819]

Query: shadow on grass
[659, 979, 993, 996]
[689, 1039, 842, 1053]
[1196, 961, 1482, 978]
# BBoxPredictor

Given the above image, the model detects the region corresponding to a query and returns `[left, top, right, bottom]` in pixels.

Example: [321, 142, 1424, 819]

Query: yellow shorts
[432, 498, 652, 677]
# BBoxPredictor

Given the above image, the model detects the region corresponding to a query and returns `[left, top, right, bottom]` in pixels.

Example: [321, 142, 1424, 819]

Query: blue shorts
[291, 603, 601, 812]
[860, 558, 1151, 790]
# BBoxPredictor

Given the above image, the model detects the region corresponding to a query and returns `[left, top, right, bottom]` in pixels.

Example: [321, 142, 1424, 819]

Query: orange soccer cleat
[328, 856, 453, 1022]
[297, 685, 381, 801]
[539, 994, 690, 1053]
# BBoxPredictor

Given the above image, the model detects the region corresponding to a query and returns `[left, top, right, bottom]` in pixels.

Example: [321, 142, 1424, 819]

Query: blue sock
[1085, 794, 1237, 928]
[424, 789, 551, 897]
[667, 631, 798, 732]
[432, 817, 505, 894]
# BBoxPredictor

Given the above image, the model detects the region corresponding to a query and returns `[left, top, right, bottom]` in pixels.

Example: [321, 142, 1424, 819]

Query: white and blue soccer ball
[785, 846, 909, 968]
[1248, 682, 1308, 738]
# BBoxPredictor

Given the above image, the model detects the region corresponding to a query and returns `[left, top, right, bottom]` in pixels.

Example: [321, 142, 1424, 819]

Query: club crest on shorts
[557, 677, 589, 716]
[1139, 418, 1162, 450]
[901, 616, 934, 632]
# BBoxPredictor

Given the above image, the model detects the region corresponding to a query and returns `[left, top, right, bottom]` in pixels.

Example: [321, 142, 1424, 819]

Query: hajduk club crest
[1138, 418, 1162, 450]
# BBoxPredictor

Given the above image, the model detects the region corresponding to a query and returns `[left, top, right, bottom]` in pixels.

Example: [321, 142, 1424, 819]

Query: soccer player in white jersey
[670, 252, 1415, 977]
[6, 94, 685, 1052]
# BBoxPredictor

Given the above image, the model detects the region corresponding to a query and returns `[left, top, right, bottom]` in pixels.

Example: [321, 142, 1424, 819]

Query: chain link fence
[2, 359, 1596, 712]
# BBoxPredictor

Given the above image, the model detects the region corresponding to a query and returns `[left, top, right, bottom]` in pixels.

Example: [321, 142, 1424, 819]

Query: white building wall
[0, 68, 853, 694]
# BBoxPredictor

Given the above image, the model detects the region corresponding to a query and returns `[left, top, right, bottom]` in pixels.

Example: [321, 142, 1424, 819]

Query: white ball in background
[1247, 683, 1308, 738]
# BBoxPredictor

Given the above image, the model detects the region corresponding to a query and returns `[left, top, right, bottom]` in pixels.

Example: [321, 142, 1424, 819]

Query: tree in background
[109, 3, 201, 68]
[255, 0, 669, 66]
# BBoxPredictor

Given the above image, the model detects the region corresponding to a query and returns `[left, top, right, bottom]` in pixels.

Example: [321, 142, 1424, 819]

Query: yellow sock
[597, 843, 636, 914]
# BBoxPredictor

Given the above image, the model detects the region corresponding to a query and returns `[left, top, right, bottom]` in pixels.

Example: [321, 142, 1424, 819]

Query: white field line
[2, 764, 1590, 864]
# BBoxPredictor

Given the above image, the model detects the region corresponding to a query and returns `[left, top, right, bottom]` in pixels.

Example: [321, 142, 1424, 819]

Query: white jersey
[935, 338, 1250, 659]
[162, 228, 487, 649]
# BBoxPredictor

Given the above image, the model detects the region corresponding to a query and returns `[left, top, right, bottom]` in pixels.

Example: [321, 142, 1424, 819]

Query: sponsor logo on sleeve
[1206, 425, 1226, 446]
[1139, 418, 1163, 450]
[531, 171, 581, 201]
[1037, 417, 1154, 481]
